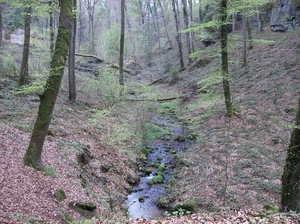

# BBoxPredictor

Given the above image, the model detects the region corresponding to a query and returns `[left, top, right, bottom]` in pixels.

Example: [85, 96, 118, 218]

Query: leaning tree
[23, 0, 72, 169]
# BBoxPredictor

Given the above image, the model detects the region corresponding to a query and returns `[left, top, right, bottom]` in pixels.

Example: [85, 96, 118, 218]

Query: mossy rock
[187, 133, 198, 140]
[147, 180, 154, 185]
[157, 163, 166, 171]
[138, 195, 145, 203]
[68, 201, 97, 219]
[152, 174, 164, 184]
[55, 189, 66, 201]
[126, 173, 139, 185]
[173, 200, 197, 213]
[175, 135, 185, 141]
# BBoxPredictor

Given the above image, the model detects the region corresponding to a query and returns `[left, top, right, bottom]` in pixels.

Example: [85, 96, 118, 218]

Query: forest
[1, 0, 300, 223]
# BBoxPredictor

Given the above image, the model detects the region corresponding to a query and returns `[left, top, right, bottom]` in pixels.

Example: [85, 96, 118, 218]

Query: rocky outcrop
[270, 0, 300, 31]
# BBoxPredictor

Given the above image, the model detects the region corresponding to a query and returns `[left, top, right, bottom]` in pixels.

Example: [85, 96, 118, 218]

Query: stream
[125, 114, 191, 219]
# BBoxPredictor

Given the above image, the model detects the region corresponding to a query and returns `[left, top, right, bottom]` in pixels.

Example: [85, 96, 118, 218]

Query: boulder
[270, 0, 300, 31]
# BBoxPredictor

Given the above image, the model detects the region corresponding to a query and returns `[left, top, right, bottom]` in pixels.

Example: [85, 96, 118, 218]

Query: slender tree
[241, 13, 247, 66]
[0, 4, 3, 48]
[119, 0, 125, 87]
[172, 0, 184, 70]
[182, 0, 192, 64]
[220, 0, 233, 117]
[23, 0, 72, 169]
[18, 1, 32, 86]
[49, 0, 55, 55]
[281, 97, 300, 212]
[157, 0, 172, 48]
[68, 0, 77, 103]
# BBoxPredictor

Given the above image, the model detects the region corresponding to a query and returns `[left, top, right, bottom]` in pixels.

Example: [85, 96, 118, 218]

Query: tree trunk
[69, 0, 77, 103]
[256, 5, 263, 33]
[49, 0, 54, 55]
[158, 0, 172, 48]
[18, 3, 32, 86]
[232, 13, 236, 32]
[188, 0, 195, 53]
[182, 0, 192, 64]
[0, 4, 3, 48]
[77, 0, 82, 52]
[241, 13, 247, 66]
[281, 97, 300, 212]
[119, 0, 125, 87]
[220, 0, 233, 117]
[247, 18, 253, 50]
[172, 0, 184, 70]
[23, 0, 72, 170]
[199, 0, 203, 23]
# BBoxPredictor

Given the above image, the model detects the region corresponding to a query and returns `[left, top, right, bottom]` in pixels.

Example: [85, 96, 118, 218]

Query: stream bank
[125, 112, 194, 219]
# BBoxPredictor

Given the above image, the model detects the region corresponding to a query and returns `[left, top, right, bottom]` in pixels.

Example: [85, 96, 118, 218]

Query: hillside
[1, 27, 300, 224]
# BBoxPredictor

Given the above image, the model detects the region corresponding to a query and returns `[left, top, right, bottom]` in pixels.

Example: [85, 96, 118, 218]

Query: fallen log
[75, 53, 104, 63]
[125, 96, 180, 102]
[75, 53, 131, 74]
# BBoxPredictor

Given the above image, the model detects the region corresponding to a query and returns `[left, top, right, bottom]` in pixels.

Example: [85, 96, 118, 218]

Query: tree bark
[188, 0, 195, 53]
[23, 0, 72, 170]
[281, 97, 300, 212]
[182, 0, 192, 64]
[69, 0, 77, 103]
[241, 13, 247, 66]
[256, 5, 263, 33]
[18, 2, 32, 86]
[247, 18, 253, 50]
[220, 0, 233, 117]
[172, 0, 184, 70]
[0, 4, 3, 48]
[49, 0, 55, 55]
[119, 0, 125, 87]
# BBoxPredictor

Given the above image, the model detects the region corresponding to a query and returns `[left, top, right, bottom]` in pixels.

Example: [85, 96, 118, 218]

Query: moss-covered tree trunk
[18, 2, 32, 86]
[281, 97, 300, 212]
[220, 0, 233, 117]
[23, 0, 72, 170]
[119, 0, 125, 87]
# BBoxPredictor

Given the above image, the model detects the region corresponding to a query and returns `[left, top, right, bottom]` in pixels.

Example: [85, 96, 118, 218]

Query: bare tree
[241, 13, 247, 66]
[182, 0, 192, 64]
[19, 1, 32, 86]
[119, 0, 125, 87]
[69, 0, 77, 103]
[158, 0, 172, 48]
[172, 0, 184, 70]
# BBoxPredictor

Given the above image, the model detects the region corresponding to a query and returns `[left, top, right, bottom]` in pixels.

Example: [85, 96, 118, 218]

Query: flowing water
[125, 115, 190, 219]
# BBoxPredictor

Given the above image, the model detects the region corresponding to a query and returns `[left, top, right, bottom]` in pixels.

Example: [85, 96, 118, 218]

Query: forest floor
[1, 28, 300, 224]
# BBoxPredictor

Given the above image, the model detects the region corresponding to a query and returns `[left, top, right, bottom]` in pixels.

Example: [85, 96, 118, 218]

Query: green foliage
[171, 200, 197, 216]
[89, 108, 134, 148]
[44, 166, 56, 177]
[102, 22, 120, 61]
[12, 80, 45, 95]
[152, 174, 164, 184]
[27, 216, 40, 223]
[160, 101, 179, 116]
[0, 53, 17, 77]
[78, 68, 122, 107]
